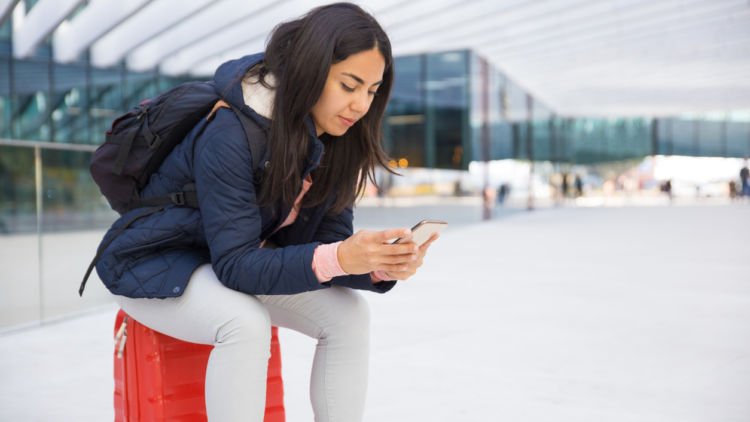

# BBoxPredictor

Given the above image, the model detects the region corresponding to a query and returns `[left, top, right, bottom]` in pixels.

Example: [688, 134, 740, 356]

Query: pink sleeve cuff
[312, 241, 348, 283]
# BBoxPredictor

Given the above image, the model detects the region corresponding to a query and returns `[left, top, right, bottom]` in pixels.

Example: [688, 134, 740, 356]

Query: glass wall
[40, 149, 115, 232]
[1, 51, 190, 146]
[656, 118, 750, 159]
[386, 50, 471, 170]
[0, 15, 192, 331]
[554, 118, 652, 164]
[0, 143, 116, 328]
[0, 144, 39, 327]
[383, 50, 750, 171]
[726, 121, 750, 158]
[0, 145, 35, 233]
[386, 55, 425, 167]
[426, 51, 469, 169]
[53, 62, 89, 144]
[469, 54, 513, 166]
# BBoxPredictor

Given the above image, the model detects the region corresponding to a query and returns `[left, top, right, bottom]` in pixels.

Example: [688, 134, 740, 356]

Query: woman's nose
[350, 91, 369, 114]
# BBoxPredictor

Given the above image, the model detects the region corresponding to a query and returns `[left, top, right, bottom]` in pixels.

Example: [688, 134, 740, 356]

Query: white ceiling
[7, 0, 750, 116]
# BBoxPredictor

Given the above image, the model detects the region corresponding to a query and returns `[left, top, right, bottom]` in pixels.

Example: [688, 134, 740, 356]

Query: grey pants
[115, 263, 370, 422]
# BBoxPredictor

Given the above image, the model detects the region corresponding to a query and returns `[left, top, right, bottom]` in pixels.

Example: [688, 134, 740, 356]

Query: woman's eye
[368, 91, 378, 97]
[341, 83, 355, 92]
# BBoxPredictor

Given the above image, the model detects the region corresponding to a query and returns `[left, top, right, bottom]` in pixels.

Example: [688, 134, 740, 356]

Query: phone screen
[393, 220, 447, 246]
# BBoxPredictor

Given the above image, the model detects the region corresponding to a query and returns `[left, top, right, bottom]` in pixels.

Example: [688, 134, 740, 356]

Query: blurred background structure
[2, 0, 750, 330]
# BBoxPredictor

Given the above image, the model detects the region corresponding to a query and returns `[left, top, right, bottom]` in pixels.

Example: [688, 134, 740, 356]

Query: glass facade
[386, 50, 471, 170]
[0, 22, 193, 233]
[425, 51, 470, 169]
[656, 118, 750, 159]
[384, 51, 750, 170]
[386, 55, 425, 167]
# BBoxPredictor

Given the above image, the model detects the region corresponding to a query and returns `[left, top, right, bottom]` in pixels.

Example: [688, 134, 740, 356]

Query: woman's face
[311, 47, 385, 137]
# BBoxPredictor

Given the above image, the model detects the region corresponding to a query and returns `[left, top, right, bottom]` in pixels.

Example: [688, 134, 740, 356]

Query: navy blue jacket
[95, 53, 396, 298]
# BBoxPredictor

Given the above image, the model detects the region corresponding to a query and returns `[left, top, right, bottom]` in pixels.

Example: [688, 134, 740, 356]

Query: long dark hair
[251, 2, 395, 214]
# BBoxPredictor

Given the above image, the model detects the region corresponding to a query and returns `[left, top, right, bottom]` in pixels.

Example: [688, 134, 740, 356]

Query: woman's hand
[378, 233, 439, 281]
[337, 228, 419, 275]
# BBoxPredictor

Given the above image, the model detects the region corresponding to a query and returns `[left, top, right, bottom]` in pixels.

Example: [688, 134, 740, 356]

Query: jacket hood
[213, 52, 265, 112]
[212, 52, 324, 175]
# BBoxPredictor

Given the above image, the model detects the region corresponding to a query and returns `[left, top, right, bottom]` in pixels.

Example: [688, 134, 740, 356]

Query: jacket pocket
[114, 231, 187, 260]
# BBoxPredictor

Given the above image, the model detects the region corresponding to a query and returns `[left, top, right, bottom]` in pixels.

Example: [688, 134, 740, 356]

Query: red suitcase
[113, 309, 285, 421]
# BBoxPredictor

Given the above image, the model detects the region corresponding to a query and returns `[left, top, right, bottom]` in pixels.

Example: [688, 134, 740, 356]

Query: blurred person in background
[497, 183, 510, 206]
[661, 179, 673, 204]
[740, 159, 749, 198]
[561, 172, 570, 201]
[574, 174, 583, 198]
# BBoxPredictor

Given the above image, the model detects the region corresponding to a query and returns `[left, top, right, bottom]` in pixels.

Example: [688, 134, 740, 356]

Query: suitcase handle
[115, 317, 129, 359]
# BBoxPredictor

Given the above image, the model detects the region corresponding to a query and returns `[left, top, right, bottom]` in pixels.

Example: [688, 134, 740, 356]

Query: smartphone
[392, 219, 448, 246]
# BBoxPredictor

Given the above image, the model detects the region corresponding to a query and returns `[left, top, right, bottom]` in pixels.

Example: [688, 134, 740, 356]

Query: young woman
[95, 3, 438, 421]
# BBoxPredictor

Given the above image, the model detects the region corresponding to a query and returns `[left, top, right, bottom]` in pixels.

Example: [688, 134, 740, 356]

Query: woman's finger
[377, 253, 417, 266]
[419, 233, 440, 253]
[386, 269, 417, 280]
[383, 271, 407, 280]
[380, 242, 418, 256]
[377, 263, 415, 273]
[378, 228, 412, 244]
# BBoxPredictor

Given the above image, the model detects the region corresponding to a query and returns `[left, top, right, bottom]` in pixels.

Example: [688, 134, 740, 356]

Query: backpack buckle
[147, 134, 163, 149]
[169, 192, 186, 206]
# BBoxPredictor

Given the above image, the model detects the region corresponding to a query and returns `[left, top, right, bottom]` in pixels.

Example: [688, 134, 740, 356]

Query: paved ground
[1, 202, 749, 421]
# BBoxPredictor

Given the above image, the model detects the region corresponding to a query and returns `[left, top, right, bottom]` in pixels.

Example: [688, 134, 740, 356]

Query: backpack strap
[204, 99, 269, 175]
[128, 100, 234, 211]
[118, 100, 267, 211]
[137, 183, 197, 208]
[112, 110, 145, 175]
[208, 100, 230, 121]
[232, 109, 269, 173]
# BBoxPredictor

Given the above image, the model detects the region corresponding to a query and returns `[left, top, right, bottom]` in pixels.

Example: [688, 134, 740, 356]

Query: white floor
[1, 204, 749, 421]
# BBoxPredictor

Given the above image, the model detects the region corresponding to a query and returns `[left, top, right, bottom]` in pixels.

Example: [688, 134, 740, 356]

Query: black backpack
[80, 81, 268, 295]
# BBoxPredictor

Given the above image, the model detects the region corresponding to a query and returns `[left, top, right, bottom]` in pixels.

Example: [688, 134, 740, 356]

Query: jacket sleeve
[312, 205, 397, 294]
[193, 113, 327, 295]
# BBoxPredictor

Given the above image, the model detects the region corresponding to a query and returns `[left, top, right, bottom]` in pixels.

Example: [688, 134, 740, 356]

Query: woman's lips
[339, 116, 355, 127]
